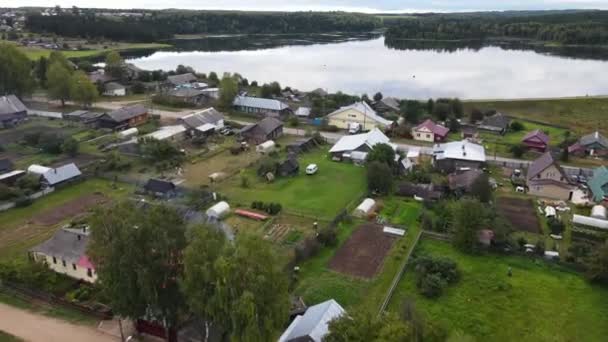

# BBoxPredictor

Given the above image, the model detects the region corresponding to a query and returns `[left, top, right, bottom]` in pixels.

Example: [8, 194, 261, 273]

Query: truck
[348, 122, 362, 134]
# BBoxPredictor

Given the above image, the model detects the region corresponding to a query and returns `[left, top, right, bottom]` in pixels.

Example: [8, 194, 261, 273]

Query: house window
[416, 133, 420, 137]
[426, 134, 431, 139]
[72, 264, 77, 271]
[87, 268, 93, 277]
[52, 256, 57, 264]
[537, 175, 541, 179]
[62, 260, 66, 267]
[348, 114, 357, 118]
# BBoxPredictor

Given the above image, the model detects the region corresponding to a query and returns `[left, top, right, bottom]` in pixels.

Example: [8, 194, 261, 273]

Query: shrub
[509, 144, 526, 158]
[240, 175, 250, 188]
[317, 228, 338, 247]
[418, 273, 447, 298]
[548, 217, 565, 235]
[320, 124, 339, 132]
[414, 256, 460, 298]
[517, 237, 527, 250]
[510, 121, 525, 132]
[295, 237, 321, 263]
[15, 196, 33, 208]
[288, 116, 300, 127]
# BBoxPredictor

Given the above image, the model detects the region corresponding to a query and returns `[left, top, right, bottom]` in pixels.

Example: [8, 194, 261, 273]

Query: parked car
[306, 164, 318, 175]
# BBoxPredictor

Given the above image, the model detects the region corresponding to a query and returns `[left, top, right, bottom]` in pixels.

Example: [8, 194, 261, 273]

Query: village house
[0, 170, 26, 186]
[98, 104, 148, 130]
[478, 113, 511, 135]
[143, 179, 177, 198]
[373, 97, 400, 113]
[589, 166, 608, 203]
[233, 96, 292, 118]
[103, 82, 127, 97]
[0, 95, 27, 128]
[461, 125, 479, 140]
[569, 131, 608, 158]
[87, 69, 117, 85]
[526, 152, 575, 201]
[400, 148, 420, 173]
[27, 163, 82, 188]
[326, 101, 393, 131]
[238, 117, 284, 144]
[521, 129, 550, 152]
[179, 108, 225, 136]
[411, 119, 450, 142]
[433, 140, 486, 173]
[167, 88, 210, 107]
[166, 73, 198, 88]
[29, 227, 97, 283]
[295, 107, 312, 118]
[329, 128, 396, 162]
[279, 299, 345, 342]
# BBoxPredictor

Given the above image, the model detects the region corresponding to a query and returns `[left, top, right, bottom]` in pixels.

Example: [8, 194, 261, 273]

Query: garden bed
[497, 197, 541, 233]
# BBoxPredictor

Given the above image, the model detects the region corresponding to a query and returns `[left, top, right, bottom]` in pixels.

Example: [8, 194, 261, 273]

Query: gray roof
[0, 95, 27, 115]
[526, 152, 563, 181]
[169, 88, 205, 98]
[104, 82, 126, 91]
[105, 104, 147, 123]
[279, 299, 345, 342]
[88, 71, 116, 84]
[257, 117, 283, 135]
[30, 228, 90, 263]
[167, 73, 197, 86]
[579, 131, 608, 149]
[378, 97, 400, 111]
[180, 108, 224, 128]
[233, 96, 289, 111]
[42, 163, 82, 185]
[480, 113, 511, 130]
[65, 110, 89, 118]
[448, 169, 484, 191]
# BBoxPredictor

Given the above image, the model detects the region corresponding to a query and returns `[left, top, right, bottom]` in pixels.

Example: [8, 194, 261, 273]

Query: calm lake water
[127, 35, 608, 99]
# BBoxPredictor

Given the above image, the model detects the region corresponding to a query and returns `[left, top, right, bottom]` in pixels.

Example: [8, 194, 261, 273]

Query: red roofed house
[29, 227, 97, 283]
[411, 119, 450, 142]
[522, 129, 550, 152]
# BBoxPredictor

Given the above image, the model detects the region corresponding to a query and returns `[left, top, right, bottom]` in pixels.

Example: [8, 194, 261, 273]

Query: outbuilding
[206, 201, 230, 220]
[256, 140, 276, 154]
[545, 206, 557, 218]
[354, 198, 376, 218]
[591, 205, 607, 219]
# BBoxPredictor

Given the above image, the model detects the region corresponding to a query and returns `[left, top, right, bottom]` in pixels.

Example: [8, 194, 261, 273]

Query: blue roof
[589, 166, 608, 202]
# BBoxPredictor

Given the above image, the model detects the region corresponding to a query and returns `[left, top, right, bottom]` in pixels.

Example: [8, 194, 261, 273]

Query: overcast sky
[5, 0, 608, 12]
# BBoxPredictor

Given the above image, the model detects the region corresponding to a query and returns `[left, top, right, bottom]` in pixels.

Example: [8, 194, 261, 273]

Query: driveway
[0, 303, 118, 342]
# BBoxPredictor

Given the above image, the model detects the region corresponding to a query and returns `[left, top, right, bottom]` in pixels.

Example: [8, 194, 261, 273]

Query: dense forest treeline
[26, 11, 381, 42]
[385, 11, 608, 45]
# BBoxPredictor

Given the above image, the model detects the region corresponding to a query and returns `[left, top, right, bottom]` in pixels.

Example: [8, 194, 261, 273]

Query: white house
[326, 101, 393, 131]
[28, 163, 82, 187]
[433, 140, 486, 173]
[279, 299, 345, 342]
[103, 82, 127, 97]
[30, 227, 97, 283]
[329, 128, 396, 161]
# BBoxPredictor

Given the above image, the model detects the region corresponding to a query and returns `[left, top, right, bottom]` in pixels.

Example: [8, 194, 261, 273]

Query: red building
[522, 129, 550, 152]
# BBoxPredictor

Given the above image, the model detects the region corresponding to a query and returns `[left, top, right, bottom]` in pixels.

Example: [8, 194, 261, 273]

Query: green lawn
[388, 239, 608, 341]
[464, 97, 608, 137]
[0, 179, 134, 261]
[294, 199, 422, 313]
[217, 149, 367, 219]
[16, 43, 170, 61]
[0, 330, 22, 342]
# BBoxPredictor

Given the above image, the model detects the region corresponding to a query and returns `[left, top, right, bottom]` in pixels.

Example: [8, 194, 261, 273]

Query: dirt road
[0, 303, 117, 342]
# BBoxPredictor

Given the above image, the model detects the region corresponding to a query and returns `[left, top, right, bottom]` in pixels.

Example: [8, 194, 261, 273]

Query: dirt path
[0, 303, 117, 342]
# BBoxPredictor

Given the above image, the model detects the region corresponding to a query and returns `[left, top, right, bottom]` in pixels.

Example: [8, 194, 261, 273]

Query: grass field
[217, 149, 366, 219]
[388, 239, 608, 341]
[294, 199, 422, 313]
[464, 97, 608, 137]
[16, 43, 170, 61]
[0, 179, 134, 262]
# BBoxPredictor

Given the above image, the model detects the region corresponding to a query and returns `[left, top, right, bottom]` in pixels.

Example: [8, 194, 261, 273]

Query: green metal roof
[589, 166, 608, 202]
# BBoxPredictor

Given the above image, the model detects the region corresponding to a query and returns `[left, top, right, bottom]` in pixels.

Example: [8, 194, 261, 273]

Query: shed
[28, 164, 52, 175]
[119, 127, 139, 139]
[544, 206, 557, 218]
[572, 214, 608, 230]
[256, 140, 276, 154]
[544, 251, 559, 259]
[206, 201, 230, 220]
[354, 198, 376, 218]
[591, 205, 607, 219]
[144, 179, 176, 198]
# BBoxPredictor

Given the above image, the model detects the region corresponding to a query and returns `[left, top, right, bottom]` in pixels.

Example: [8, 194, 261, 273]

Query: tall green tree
[0, 43, 35, 96]
[35, 56, 48, 87]
[46, 61, 73, 106]
[366, 143, 396, 167]
[48, 51, 72, 71]
[105, 51, 125, 79]
[470, 173, 492, 203]
[367, 161, 394, 194]
[325, 311, 413, 342]
[89, 202, 187, 342]
[182, 233, 289, 341]
[218, 74, 238, 111]
[586, 241, 608, 284]
[452, 199, 488, 253]
[69, 70, 98, 108]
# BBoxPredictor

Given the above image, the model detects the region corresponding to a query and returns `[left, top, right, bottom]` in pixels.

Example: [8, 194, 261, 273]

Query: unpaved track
[0, 303, 117, 342]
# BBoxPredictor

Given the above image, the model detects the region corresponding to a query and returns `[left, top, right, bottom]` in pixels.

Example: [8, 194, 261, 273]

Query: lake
[127, 34, 608, 99]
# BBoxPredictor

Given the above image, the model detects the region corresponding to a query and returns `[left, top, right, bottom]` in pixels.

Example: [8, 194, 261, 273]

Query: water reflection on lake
[128, 36, 608, 99]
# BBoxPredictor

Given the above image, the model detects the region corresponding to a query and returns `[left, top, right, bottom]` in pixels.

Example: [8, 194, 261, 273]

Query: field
[217, 148, 366, 219]
[329, 223, 397, 278]
[0, 179, 133, 261]
[294, 199, 422, 312]
[388, 239, 608, 341]
[16, 42, 170, 61]
[497, 197, 541, 233]
[182, 149, 261, 187]
[464, 97, 608, 137]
